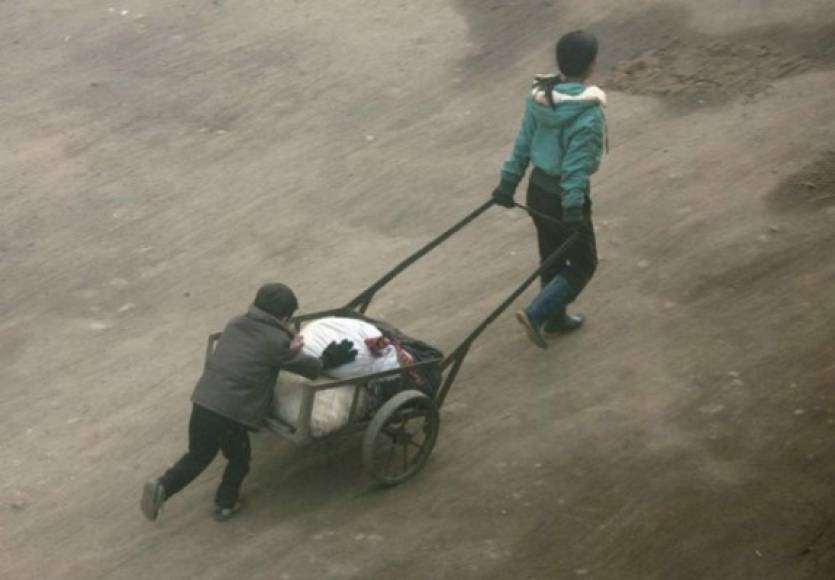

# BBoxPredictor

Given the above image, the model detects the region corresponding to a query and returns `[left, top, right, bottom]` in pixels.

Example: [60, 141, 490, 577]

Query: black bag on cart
[358, 315, 444, 408]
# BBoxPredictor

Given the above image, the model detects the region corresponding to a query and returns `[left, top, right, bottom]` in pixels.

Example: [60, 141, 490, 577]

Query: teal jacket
[500, 82, 606, 222]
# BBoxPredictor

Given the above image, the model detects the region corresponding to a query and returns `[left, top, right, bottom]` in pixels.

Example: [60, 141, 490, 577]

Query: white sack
[273, 317, 400, 436]
[299, 317, 399, 379]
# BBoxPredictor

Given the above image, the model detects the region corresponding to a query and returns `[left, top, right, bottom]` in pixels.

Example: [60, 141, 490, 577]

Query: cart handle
[345, 199, 495, 313]
[346, 199, 578, 313]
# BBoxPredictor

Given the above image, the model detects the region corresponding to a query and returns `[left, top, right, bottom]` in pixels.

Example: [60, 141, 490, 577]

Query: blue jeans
[525, 275, 576, 327]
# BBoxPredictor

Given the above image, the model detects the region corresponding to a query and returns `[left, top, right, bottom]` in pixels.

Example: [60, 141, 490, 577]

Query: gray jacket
[192, 306, 322, 430]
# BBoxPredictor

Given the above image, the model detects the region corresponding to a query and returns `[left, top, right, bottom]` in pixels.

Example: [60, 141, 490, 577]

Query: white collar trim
[532, 84, 607, 108]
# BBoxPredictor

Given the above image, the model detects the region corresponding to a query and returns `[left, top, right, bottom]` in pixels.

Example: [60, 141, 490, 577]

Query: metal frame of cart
[205, 200, 578, 486]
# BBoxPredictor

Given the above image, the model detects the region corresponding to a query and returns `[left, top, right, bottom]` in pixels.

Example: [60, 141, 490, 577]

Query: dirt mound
[607, 36, 811, 106]
[767, 151, 835, 212]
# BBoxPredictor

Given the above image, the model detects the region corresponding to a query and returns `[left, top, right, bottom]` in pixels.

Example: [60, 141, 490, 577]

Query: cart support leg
[435, 346, 469, 409]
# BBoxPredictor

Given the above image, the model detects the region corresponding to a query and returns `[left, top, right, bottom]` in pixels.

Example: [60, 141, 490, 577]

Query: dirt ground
[2, 1, 834, 579]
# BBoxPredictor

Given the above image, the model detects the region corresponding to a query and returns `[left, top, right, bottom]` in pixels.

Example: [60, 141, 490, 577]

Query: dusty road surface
[2, 1, 834, 578]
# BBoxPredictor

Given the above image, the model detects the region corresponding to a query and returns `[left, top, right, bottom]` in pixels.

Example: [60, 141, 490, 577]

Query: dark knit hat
[253, 283, 298, 319]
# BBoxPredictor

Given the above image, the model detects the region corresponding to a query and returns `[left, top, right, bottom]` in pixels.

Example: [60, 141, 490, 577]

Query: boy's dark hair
[254, 283, 298, 319]
[556, 30, 598, 78]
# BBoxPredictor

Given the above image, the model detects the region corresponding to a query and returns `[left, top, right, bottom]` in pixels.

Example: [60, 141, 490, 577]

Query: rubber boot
[515, 310, 548, 349]
[542, 312, 585, 336]
[525, 275, 577, 330]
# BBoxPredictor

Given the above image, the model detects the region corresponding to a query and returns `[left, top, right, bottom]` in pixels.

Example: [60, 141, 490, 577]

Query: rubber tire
[362, 390, 440, 486]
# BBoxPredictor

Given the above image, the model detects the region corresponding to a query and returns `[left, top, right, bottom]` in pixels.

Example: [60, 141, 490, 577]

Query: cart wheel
[362, 390, 440, 486]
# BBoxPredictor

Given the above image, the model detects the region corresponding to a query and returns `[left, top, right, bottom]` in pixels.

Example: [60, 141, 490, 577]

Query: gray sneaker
[515, 310, 548, 350]
[140, 479, 166, 522]
[213, 502, 241, 522]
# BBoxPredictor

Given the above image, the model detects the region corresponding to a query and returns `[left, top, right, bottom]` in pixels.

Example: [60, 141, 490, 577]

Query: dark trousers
[526, 174, 598, 317]
[160, 404, 251, 509]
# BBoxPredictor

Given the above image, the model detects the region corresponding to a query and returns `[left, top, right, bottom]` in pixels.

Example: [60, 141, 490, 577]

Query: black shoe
[140, 479, 167, 522]
[542, 313, 585, 337]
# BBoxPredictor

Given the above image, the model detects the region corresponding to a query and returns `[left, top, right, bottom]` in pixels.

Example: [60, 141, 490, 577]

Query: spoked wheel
[362, 390, 440, 486]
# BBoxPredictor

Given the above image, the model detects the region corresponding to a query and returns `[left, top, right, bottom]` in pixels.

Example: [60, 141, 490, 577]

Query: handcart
[205, 200, 578, 486]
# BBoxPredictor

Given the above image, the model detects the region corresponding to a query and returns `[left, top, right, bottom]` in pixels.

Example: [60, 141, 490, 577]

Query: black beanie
[253, 283, 298, 319]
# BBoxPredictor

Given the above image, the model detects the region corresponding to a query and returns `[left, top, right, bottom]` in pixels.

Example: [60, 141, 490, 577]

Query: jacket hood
[529, 81, 606, 128]
[247, 305, 297, 336]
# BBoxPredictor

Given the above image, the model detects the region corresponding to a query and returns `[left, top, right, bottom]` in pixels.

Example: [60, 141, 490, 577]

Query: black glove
[561, 205, 586, 232]
[321, 339, 358, 370]
[491, 179, 517, 208]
